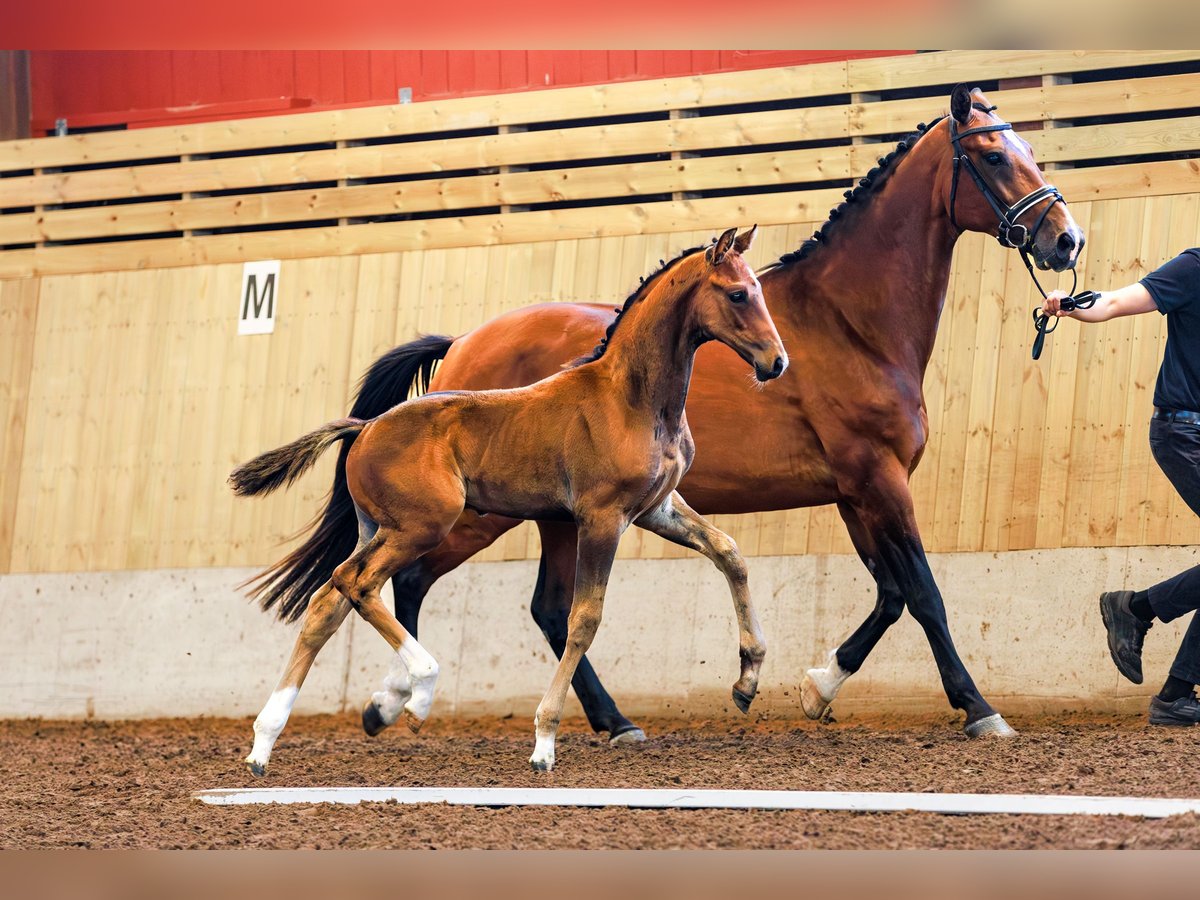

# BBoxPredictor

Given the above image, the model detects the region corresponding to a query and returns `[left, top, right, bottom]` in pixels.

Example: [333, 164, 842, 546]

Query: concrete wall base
[1, 545, 1196, 723]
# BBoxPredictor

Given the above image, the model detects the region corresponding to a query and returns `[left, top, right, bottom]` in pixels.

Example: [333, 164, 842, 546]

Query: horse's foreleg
[636, 492, 765, 713]
[533, 521, 645, 744]
[245, 582, 351, 776]
[530, 521, 622, 772]
[801, 502, 905, 720]
[841, 467, 1014, 738]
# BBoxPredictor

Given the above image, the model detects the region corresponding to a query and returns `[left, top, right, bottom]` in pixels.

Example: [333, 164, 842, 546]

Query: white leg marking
[529, 716, 556, 772]
[800, 648, 851, 720]
[246, 686, 299, 772]
[371, 657, 413, 727]
[398, 635, 439, 727]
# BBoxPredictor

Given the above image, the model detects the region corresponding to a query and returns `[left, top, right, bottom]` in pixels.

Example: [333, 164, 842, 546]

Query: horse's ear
[708, 227, 738, 265]
[950, 83, 973, 125]
[733, 224, 757, 255]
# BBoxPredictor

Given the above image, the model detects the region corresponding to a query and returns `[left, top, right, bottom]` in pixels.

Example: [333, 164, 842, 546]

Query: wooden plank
[0, 61, 852, 172]
[0, 105, 851, 209]
[847, 50, 1200, 93]
[0, 278, 38, 572]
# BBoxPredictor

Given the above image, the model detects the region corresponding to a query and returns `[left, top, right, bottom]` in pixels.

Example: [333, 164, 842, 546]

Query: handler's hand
[1042, 290, 1072, 317]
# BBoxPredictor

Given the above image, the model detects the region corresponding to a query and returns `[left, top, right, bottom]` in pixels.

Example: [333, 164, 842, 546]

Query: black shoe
[1099, 591, 1151, 684]
[1149, 692, 1200, 726]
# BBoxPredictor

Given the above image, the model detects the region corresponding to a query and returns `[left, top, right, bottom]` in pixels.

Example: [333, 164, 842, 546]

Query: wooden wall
[2, 50, 1199, 574]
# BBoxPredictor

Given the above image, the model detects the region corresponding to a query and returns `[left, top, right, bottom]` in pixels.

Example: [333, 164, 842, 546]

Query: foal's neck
[598, 274, 700, 431]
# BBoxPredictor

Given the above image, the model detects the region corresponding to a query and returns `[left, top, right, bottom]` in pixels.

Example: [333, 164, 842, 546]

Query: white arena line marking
[193, 787, 1200, 818]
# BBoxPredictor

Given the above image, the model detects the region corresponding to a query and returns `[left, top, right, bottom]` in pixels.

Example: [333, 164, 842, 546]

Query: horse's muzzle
[755, 354, 788, 382]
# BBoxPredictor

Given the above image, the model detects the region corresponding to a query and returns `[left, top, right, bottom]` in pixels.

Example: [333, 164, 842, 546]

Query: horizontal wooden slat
[0, 63, 851, 173]
[1030, 115, 1200, 163]
[0, 148, 849, 245]
[4, 157, 1199, 279]
[0, 105, 852, 209]
[847, 49, 1200, 92]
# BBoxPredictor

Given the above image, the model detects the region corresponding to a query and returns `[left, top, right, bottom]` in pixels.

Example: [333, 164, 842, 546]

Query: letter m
[242, 273, 276, 321]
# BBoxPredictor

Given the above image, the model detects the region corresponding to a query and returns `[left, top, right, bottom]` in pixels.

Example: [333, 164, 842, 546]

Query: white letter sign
[239, 260, 280, 335]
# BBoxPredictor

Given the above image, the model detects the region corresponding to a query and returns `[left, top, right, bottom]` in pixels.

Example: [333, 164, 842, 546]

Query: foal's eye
[984, 152, 1004, 166]
[727, 290, 748, 304]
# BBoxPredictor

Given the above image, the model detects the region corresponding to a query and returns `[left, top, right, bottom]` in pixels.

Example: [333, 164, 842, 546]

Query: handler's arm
[1043, 283, 1158, 322]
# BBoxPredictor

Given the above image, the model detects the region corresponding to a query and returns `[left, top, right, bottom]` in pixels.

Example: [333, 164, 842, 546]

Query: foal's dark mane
[571, 244, 707, 367]
[776, 114, 949, 268]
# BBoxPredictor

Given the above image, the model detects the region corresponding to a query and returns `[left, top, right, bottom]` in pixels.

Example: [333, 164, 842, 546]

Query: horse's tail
[244, 334, 456, 622]
[229, 418, 366, 498]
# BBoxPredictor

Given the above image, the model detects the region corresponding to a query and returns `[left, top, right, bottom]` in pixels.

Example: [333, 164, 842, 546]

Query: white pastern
[397, 635, 439, 724]
[800, 648, 851, 719]
[246, 686, 299, 770]
[372, 657, 413, 727]
[530, 731, 556, 771]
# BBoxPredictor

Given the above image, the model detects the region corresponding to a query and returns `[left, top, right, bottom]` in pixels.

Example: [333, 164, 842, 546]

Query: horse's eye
[984, 152, 1004, 166]
[728, 290, 748, 304]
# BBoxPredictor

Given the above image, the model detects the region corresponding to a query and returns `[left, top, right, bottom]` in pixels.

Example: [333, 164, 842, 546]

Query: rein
[948, 110, 1079, 361]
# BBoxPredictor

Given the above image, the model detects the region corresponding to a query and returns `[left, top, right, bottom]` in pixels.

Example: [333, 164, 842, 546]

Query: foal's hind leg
[245, 582, 351, 776]
[334, 520, 457, 734]
[636, 492, 766, 713]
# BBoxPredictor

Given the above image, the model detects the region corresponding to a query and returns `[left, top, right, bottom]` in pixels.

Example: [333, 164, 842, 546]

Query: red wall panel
[27, 50, 909, 133]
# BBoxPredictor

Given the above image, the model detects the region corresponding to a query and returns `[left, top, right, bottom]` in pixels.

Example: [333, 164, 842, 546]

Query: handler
[1044, 248, 1200, 726]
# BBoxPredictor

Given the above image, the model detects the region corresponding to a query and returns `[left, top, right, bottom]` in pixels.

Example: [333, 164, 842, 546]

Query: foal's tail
[229, 418, 366, 498]
[244, 333, 455, 622]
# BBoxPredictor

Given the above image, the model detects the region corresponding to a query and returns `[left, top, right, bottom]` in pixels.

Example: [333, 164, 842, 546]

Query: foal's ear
[950, 83, 973, 125]
[708, 227, 738, 265]
[733, 224, 757, 255]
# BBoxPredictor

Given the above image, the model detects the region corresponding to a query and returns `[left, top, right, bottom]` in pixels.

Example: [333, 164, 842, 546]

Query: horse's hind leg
[801, 501, 904, 720]
[636, 492, 766, 713]
[245, 581, 351, 776]
[335, 516, 458, 734]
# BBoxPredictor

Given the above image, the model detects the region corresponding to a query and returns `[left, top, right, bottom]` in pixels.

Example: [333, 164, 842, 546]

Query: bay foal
[231, 226, 787, 774]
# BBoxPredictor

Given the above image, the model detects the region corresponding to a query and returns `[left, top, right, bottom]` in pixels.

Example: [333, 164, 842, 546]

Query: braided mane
[570, 244, 707, 367]
[777, 115, 948, 267]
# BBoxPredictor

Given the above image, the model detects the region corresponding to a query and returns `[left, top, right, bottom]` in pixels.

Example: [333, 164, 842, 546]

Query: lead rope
[1031, 284, 1094, 361]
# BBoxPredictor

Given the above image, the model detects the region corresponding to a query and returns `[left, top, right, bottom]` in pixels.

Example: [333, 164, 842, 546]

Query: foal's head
[693, 226, 787, 382]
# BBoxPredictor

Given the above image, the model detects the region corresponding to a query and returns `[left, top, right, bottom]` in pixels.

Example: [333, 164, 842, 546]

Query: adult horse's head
[698, 225, 787, 382]
[944, 84, 1085, 272]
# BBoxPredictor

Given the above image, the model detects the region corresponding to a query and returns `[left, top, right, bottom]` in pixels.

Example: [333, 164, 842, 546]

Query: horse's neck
[600, 280, 698, 429]
[779, 142, 959, 377]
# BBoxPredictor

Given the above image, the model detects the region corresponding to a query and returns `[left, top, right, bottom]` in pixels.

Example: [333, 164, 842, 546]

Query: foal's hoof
[609, 727, 647, 746]
[361, 701, 389, 737]
[964, 713, 1017, 739]
[732, 686, 756, 715]
[245, 759, 267, 778]
[800, 672, 833, 721]
[403, 709, 425, 734]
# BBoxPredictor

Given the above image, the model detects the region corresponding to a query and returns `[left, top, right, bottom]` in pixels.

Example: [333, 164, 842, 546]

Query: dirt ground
[2, 711, 1199, 849]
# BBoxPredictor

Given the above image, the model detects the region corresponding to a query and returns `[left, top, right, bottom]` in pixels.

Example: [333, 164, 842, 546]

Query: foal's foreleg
[637, 492, 766, 712]
[245, 582, 351, 776]
[530, 521, 622, 772]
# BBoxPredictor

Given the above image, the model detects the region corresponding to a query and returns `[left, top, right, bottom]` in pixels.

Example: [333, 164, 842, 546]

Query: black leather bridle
[948, 108, 1081, 360]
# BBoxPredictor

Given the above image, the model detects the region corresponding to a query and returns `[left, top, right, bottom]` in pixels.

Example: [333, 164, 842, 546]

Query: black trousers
[1146, 417, 1200, 685]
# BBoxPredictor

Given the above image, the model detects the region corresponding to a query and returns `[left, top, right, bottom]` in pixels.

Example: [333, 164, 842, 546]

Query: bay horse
[232, 226, 786, 774]
[248, 85, 1085, 742]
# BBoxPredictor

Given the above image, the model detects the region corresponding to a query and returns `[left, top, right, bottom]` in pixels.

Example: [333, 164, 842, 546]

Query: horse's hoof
[609, 727, 646, 746]
[530, 756, 554, 773]
[800, 672, 833, 721]
[245, 759, 267, 778]
[403, 709, 425, 734]
[732, 686, 755, 715]
[361, 700, 389, 737]
[964, 713, 1017, 739]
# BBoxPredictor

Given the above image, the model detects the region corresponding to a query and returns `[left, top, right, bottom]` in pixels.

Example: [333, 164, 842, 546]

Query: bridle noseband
[947, 109, 1079, 359]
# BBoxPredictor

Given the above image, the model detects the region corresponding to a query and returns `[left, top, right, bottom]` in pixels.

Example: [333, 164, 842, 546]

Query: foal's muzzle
[754, 353, 788, 382]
